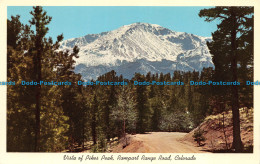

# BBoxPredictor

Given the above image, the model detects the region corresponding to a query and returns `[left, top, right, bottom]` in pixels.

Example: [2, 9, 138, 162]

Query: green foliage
[133, 73, 150, 133]
[199, 7, 254, 111]
[7, 6, 80, 152]
[159, 110, 192, 132]
[90, 133, 107, 153]
[111, 86, 137, 135]
[192, 128, 206, 146]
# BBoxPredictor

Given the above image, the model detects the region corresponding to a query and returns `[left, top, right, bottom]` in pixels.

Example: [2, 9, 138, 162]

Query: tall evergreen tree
[134, 73, 149, 133]
[111, 86, 137, 142]
[29, 6, 52, 151]
[91, 94, 98, 145]
[199, 7, 253, 152]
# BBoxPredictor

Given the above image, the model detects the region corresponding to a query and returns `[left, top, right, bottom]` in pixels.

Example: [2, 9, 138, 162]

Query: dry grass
[182, 108, 253, 152]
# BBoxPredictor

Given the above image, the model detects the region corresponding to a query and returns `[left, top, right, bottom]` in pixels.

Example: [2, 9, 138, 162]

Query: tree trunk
[222, 113, 229, 150]
[105, 105, 110, 141]
[35, 85, 40, 152]
[230, 9, 243, 152]
[92, 114, 97, 145]
[34, 37, 42, 152]
[82, 122, 85, 149]
[123, 118, 126, 145]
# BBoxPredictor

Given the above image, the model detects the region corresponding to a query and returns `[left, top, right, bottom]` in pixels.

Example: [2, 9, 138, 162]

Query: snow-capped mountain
[60, 22, 213, 80]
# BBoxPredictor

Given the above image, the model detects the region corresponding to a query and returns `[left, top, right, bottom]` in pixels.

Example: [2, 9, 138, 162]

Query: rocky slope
[181, 108, 253, 152]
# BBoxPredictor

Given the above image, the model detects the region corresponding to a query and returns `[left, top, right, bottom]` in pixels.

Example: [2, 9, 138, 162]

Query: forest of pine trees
[7, 6, 253, 152]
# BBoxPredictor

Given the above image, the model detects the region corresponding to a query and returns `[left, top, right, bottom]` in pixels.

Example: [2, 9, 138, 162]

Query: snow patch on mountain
[60, 22, 213, 80]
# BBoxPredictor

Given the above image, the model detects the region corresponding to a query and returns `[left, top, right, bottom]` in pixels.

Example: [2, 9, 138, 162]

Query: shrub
[192, 128, 206, 146]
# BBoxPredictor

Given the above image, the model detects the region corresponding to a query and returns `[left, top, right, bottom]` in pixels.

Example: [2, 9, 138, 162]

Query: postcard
[0, 0, 259, 164]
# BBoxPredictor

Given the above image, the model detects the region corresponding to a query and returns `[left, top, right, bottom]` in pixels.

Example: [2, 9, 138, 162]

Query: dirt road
[113, 132, 210, 153]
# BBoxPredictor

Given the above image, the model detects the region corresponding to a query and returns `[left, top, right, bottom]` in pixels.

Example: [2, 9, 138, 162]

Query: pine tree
[29, 6, 52, 151]
[8, 6, 81, 152]
[199, 7, 253, 152]
[111, 86, 137, 144]
[91, 94, 98, 145]
[133, 73, 149, 133]
[7, 15, 36, 152]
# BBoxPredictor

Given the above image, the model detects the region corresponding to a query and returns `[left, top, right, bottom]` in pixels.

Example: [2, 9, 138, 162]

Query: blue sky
[8, 6, 219, 40]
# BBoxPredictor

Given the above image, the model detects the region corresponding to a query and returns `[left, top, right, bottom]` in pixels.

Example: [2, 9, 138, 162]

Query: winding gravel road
[115, 132, 210, 153]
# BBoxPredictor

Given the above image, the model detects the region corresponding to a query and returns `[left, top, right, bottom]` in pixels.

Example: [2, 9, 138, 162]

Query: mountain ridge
[60, 22, 214, 80]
